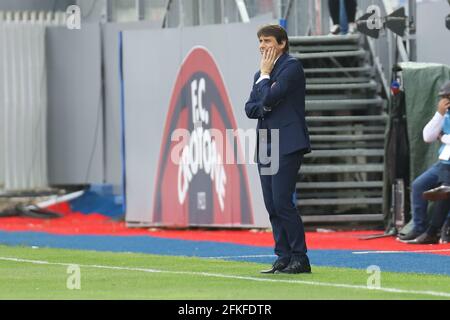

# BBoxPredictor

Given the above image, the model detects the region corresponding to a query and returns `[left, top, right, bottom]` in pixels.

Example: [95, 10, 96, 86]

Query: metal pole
[220, 0, 225, 24]
[137, 0, 144, 20]
[197, 0, 202, 26]
[161, 0, 174, 28]
[179, 0, 184, 27]
[408, 0, 417, 61]
[106, 0, 113, 22]
[274, 0, 283, 20]
[307, 0, 313, 35]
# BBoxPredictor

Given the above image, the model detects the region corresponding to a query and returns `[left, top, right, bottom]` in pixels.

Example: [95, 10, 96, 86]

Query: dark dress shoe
[404, 232, 439, 244]
[423, 185, 450, 201]
[276, 257, 311, 274]
[260, 259, 289, 274]
[397, 229, 424, 241]
[440, 220, 450, 244]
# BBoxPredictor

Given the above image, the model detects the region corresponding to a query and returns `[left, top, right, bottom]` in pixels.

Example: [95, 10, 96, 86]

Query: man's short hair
[257, 24, 289, 53]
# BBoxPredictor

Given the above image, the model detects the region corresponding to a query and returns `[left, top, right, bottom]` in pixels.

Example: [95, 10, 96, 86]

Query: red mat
[1, 202, 449, 255]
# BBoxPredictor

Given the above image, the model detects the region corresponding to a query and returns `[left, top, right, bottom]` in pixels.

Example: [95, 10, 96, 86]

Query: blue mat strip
[0, 231, 449, 276]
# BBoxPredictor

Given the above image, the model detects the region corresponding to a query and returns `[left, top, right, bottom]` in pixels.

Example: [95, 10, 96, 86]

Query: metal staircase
[291, 34, 387, 224]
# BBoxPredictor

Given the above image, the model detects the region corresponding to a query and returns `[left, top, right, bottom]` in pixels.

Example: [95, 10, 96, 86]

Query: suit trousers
[328, 0, 357, 24]
[411, 162, 450, 233]
[429, 163, 450, 232]
[258, 148, 307, 261]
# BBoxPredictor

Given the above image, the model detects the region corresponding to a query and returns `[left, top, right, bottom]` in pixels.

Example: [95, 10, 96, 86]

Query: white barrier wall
[0, 22, 48, 191]
[122, 21, 274, 228]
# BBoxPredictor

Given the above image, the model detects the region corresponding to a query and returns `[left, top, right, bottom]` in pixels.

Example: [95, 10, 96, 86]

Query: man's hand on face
[438, 97, 450, 115]
[260, 47, 277, 76]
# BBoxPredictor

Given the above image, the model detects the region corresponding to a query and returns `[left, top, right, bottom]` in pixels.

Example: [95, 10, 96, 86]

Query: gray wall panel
[46, 24, 103, 185]
[122, 28, 180, 224]
[417, 1, 450, 66]
[102, 21, 161, 192]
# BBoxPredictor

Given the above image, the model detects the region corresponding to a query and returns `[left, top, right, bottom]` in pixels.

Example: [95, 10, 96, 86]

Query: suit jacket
[245, 52, 311, 162]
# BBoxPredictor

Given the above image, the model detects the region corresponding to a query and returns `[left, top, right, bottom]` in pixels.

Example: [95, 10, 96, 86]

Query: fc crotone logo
[152, 47, 254, 227]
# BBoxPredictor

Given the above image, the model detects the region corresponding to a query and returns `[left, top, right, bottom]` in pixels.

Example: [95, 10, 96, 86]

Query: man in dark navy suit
[245, 25, 311, 274]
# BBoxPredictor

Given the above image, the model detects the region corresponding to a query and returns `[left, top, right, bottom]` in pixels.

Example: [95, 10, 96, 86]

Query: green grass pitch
[0, 245, 449, 300]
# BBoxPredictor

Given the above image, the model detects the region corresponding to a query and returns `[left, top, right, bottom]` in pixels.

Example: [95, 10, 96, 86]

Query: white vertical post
[235, 0, 250, 23]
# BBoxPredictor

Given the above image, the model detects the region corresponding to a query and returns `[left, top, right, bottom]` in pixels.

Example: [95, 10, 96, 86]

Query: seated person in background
[398, 81, 450, 244]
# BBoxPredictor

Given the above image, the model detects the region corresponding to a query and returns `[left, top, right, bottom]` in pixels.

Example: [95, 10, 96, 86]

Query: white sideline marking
[353, 249, 450, 255]
[1, 256, 450, 298]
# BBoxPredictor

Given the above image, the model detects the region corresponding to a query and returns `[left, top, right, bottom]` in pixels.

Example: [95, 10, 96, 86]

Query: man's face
[259, 35, 285, 56]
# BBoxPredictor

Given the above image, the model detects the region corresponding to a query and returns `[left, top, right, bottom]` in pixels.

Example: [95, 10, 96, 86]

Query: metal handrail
[161, 0, 173, 28]
[366, 36, 390, 99]
[283, 0, 295, 21]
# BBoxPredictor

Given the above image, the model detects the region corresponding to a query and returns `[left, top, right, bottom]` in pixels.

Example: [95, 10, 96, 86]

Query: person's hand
[438, 97, 450, 115]
[260, 47, 277, 76]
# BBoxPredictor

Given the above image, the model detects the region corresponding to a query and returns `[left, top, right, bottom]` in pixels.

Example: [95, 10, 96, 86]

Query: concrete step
[306, 80, 378, 91]
[291, 44, 360, 52]
[306, 115, 388, 122]
[296, 181, 384, 189]
[305, 149, 384, 157]
[311, 142, 385, 149]
[306, 104, 382, 112]
[304, 66, 372, 74]
[300, 190, 383, 198]
[305, 98, 384, 111]
[301, 214, 383, 223]
[297, 197, 383, 206]
[308, 126, 386, 133]
[300, 164, 384, 174]
[292, 49, 366, 60]
[310, 134, 385, 142]
[289, 34, 361, 45]
[307, 77, 372, 84]
[306, 94, 373, 100]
